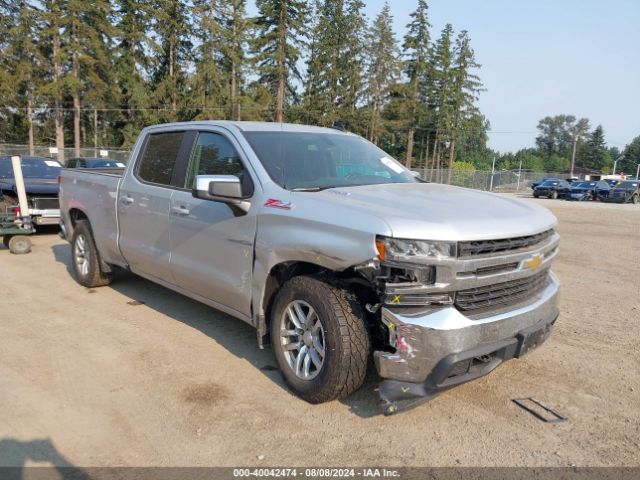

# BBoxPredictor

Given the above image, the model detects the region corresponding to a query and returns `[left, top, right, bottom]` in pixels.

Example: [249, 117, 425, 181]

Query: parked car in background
[568, 181, 598, 201]
[606, 181, 640, 204]
[568, 180, 611, 201]
[533, 179, 571, 199]
[531, 177, 562, 190]
[0, 155, 61, 225]
[67, 157, 126, 169]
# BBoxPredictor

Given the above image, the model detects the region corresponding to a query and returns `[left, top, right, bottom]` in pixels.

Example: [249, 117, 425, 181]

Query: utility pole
[516, 158, 523, 190]
[570, 136, 578, 178]
[489, 154, 496, 191]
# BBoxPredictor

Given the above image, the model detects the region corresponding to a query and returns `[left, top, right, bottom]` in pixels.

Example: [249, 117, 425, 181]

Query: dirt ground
[0, 197, 639, 468]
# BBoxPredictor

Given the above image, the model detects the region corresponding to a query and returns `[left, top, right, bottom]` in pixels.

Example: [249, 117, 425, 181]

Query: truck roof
[144, 121, 354, 135]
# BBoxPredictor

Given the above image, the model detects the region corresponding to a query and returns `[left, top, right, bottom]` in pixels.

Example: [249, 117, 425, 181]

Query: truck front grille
[458, 229, 554, 257]
[455, 269, 550, 312]
[32, 197, 60, 210]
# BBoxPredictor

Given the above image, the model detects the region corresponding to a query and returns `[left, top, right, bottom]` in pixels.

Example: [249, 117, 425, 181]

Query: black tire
[8, 236, 31, 254]
[270, 275, 369, 404]
[71, 220, 112, 287]
[632, 195, 638, 205]
[550, 190, 558, 200]
[2, 235, 10, 249]
[533, 193, 539, 198]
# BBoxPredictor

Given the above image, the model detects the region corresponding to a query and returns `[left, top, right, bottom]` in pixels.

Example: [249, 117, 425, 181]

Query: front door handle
[171, 206, 190, 216]
[120, 195, 134, 205]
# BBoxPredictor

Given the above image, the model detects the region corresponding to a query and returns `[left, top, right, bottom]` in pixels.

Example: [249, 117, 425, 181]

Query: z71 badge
[264, 199, 293, 210]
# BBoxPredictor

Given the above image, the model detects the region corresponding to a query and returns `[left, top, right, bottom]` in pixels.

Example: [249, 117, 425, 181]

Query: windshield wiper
[291, 187, 325, 192]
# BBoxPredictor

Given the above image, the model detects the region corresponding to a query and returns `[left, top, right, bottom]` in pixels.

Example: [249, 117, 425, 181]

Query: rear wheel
[270, 275, 369, 404]
[550, 191, 558, 200]
[7, 235, 31, 254]
[71, 220, 112, 287]
[632, 195, 638, 205]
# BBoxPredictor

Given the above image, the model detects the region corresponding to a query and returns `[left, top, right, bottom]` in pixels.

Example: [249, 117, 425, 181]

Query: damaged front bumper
[373, 272, 560, 414]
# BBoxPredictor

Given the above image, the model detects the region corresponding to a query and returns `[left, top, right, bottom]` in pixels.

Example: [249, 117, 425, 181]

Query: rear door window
[137, 132, 185, 186]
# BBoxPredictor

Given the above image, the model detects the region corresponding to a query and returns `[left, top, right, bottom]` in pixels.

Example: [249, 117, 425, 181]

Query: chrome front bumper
[374, 272, 560, 413]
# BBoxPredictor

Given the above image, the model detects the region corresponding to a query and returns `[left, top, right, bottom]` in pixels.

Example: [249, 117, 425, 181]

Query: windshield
[541, 181, 561, 187]
[574, 182, 596, 188]
[0, 157, 62, 179]
[616, 181, 639, 189]
[242, 131, 418, 190]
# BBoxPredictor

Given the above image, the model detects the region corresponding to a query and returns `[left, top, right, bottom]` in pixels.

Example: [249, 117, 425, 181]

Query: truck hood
[0, 178, 59, 196]
[316, 183, 557, 241]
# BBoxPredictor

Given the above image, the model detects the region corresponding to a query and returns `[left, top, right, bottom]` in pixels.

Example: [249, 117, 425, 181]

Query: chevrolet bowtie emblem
[523, 254, 543, 270]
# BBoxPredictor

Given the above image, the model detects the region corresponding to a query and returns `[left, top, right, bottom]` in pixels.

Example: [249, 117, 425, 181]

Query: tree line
[493, 115, 639, 177]
[0, 0, 486, 174]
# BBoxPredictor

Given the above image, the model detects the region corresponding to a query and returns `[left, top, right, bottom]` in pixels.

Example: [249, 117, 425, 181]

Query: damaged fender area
[250, 193, 392, 343]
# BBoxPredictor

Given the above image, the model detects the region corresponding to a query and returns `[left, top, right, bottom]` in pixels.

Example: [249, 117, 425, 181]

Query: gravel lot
[1, 197, 639, 468]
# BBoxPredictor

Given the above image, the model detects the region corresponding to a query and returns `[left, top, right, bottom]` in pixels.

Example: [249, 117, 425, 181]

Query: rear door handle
[171, 206, 190, 216]
[120, 195, 134, 205]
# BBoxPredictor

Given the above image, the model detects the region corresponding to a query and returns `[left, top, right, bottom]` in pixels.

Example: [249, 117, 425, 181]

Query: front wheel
[71, 220, 112, 288]
[550, 191, 558, 199]
[632, 195, 638, 205]
[270, 276, 369, 404]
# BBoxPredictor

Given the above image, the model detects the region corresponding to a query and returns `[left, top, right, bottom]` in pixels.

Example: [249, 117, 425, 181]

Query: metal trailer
[1, 156, 35, 254]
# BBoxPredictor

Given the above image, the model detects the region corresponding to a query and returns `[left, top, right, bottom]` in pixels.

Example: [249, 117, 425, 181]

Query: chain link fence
[417, 169, 566, 192]
[0, 144, 131, 165]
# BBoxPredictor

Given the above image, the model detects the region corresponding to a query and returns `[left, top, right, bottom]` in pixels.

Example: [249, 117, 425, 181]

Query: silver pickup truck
[60, 121, 560, 414]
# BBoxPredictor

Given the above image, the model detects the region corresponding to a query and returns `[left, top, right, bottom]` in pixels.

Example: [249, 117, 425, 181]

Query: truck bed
[59, 168, 125, 267]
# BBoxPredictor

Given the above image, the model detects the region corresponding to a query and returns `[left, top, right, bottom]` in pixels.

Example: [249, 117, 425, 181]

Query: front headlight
[376, 236, 456, 263]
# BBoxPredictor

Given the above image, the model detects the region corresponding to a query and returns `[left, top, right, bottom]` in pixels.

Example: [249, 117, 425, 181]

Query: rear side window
[137, 132, 184, 186]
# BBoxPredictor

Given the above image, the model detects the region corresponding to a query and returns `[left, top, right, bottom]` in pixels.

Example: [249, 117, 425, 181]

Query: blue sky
[361, 0, 640, 152]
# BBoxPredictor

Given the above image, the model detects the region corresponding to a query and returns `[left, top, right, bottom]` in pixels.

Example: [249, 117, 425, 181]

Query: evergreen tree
[365, 2, 399, 144]
[338, 0, 367, 128]
[4, 1, 43, 153]
[303, 0, 366, 127]
[150, 0, 193, 122]
[221, 0, 250, 120]
[65, 0, 117, 155]
[622, 136, 640, 176]
[191, 0, 227, 120]
[429, 24, 454, 175]
[446, 30, 483, 182]
[114, 0, 154, 146]
[402, 0, 431, 167]
[38, 0, 67, 162]
[253, 0, 307, 122]
[580, 125, 612, 172]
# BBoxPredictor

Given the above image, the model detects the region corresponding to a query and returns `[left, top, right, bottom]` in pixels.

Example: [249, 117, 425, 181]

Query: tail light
[13, 206, 20, 217]
[57, 175, 61, 184]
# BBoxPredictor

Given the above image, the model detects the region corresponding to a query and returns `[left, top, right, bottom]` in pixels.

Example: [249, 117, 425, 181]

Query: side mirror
[193, 175, 250, 212]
